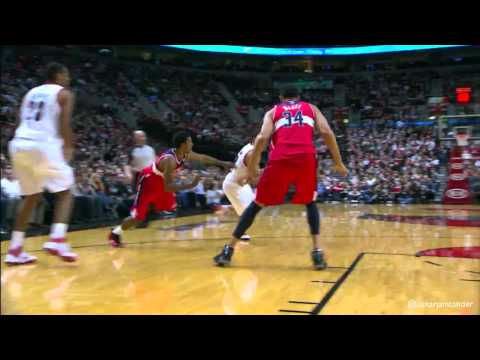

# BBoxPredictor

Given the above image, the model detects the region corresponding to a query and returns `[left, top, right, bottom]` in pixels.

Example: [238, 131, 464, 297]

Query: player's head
[172, 131, 193, 153]
[46, 62, 70, 87]
[133, 130, 147, 146]
[279, 86, 300, 101]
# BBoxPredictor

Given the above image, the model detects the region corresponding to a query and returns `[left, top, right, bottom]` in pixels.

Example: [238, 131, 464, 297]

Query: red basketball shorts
[130, 170, 176, 221]
[255, 154, 317, 206]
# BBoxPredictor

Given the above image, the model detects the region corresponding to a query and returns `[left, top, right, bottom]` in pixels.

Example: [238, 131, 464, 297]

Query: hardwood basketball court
[1, 204, 479, 315]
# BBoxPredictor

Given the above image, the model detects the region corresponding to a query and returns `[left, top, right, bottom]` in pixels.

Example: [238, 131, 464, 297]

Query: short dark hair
[280, 86, 300, 99]
[172, 131, 191, 148]
[46, 62, 67, 82]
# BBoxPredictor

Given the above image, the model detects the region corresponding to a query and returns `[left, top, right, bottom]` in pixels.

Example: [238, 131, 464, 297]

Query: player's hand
[190, 174, 201, 188]
[332, 163, 348, 177]
[63, 147, 74, 162]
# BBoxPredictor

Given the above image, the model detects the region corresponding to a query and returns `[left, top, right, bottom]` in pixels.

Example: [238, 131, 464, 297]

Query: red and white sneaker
[5, 247, 37, 265]
[43, 238, 78, 262]
[108, 230, 123, 248]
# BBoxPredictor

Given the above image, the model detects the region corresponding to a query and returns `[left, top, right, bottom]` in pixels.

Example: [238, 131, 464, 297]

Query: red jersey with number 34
[269, 100, 316, 161]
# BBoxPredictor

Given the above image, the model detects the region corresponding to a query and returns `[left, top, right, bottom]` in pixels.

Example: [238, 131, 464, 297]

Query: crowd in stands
[118, 65, 246, 145]
[315, 127, 447, 204]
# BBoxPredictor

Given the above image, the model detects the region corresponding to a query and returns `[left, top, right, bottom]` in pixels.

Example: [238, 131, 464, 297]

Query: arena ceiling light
[162, 45, 469, 56]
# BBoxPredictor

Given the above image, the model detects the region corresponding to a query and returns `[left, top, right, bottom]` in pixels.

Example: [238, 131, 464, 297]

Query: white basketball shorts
[8, 138, 74, 196]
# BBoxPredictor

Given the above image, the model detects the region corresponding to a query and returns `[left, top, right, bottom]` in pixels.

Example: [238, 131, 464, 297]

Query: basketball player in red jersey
[108, 131, 234, 247]
[214, 87, 348, 270]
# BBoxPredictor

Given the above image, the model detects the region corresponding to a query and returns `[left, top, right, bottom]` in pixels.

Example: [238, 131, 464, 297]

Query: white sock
[10, 231, 25, 250]
[112, 226, 123, 235]
[50, 223, 68, 239]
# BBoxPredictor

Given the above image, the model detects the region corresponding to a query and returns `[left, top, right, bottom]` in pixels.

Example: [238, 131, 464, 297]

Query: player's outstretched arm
[163, 157, 201, 192]
[312, 105, 348, 176]
[248, 109, 274, 177]
[187, 151, 234, 170]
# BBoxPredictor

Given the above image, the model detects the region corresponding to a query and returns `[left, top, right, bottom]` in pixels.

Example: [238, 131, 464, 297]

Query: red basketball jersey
[157, 148, 184, 170]
[269, 100, 316, 161]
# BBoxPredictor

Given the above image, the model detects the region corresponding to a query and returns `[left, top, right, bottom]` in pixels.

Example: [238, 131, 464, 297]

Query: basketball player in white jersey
[222, 139, 258, 241]
[5, 63, 77, 265]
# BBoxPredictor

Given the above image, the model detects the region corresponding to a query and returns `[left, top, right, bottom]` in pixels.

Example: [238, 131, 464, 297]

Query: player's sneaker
[43, 239, 78, 262]
[311, 249, 327, 270]
[214, 245, 234, 267]
[108, 230, 123, 248]
[4, 247, 37, 265]
[240, 234, 251, 241]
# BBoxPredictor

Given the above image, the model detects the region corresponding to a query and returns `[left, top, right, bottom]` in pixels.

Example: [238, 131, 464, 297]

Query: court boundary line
[288, 301, 319, 305]
[310, 252, 365, 315]
[278, 309, 312, 314]
[310, 251, 418, 315]
[424, 261, 443, 266]
[363, 252, 416, 257]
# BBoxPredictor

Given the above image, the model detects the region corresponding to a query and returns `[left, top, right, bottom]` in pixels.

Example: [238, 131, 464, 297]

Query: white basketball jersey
[232, 143, 254, 183]
[15, 84, 64, 142]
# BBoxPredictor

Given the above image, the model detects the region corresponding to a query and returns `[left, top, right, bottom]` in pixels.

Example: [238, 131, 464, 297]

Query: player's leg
[136, 204, 154, 229]
[222, 177, 254, 241]
[112, 216, 144, 235]
[136, 169, 151, 228]
[42, 189, 78, 262]
[306, 202, 326, 270]
[109, 173, 152, 247]
[213, 200, 263, 266]
[5, 143, 43, 265]
[6, 193, 42, 265]
[214, 160, 289, 266]
[291, 155, 327, 270]
[235, 184, 256, 241]
[109, 202, 145, 247]
[222, 173, 244, 215]
[41, 144, 78, 262]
